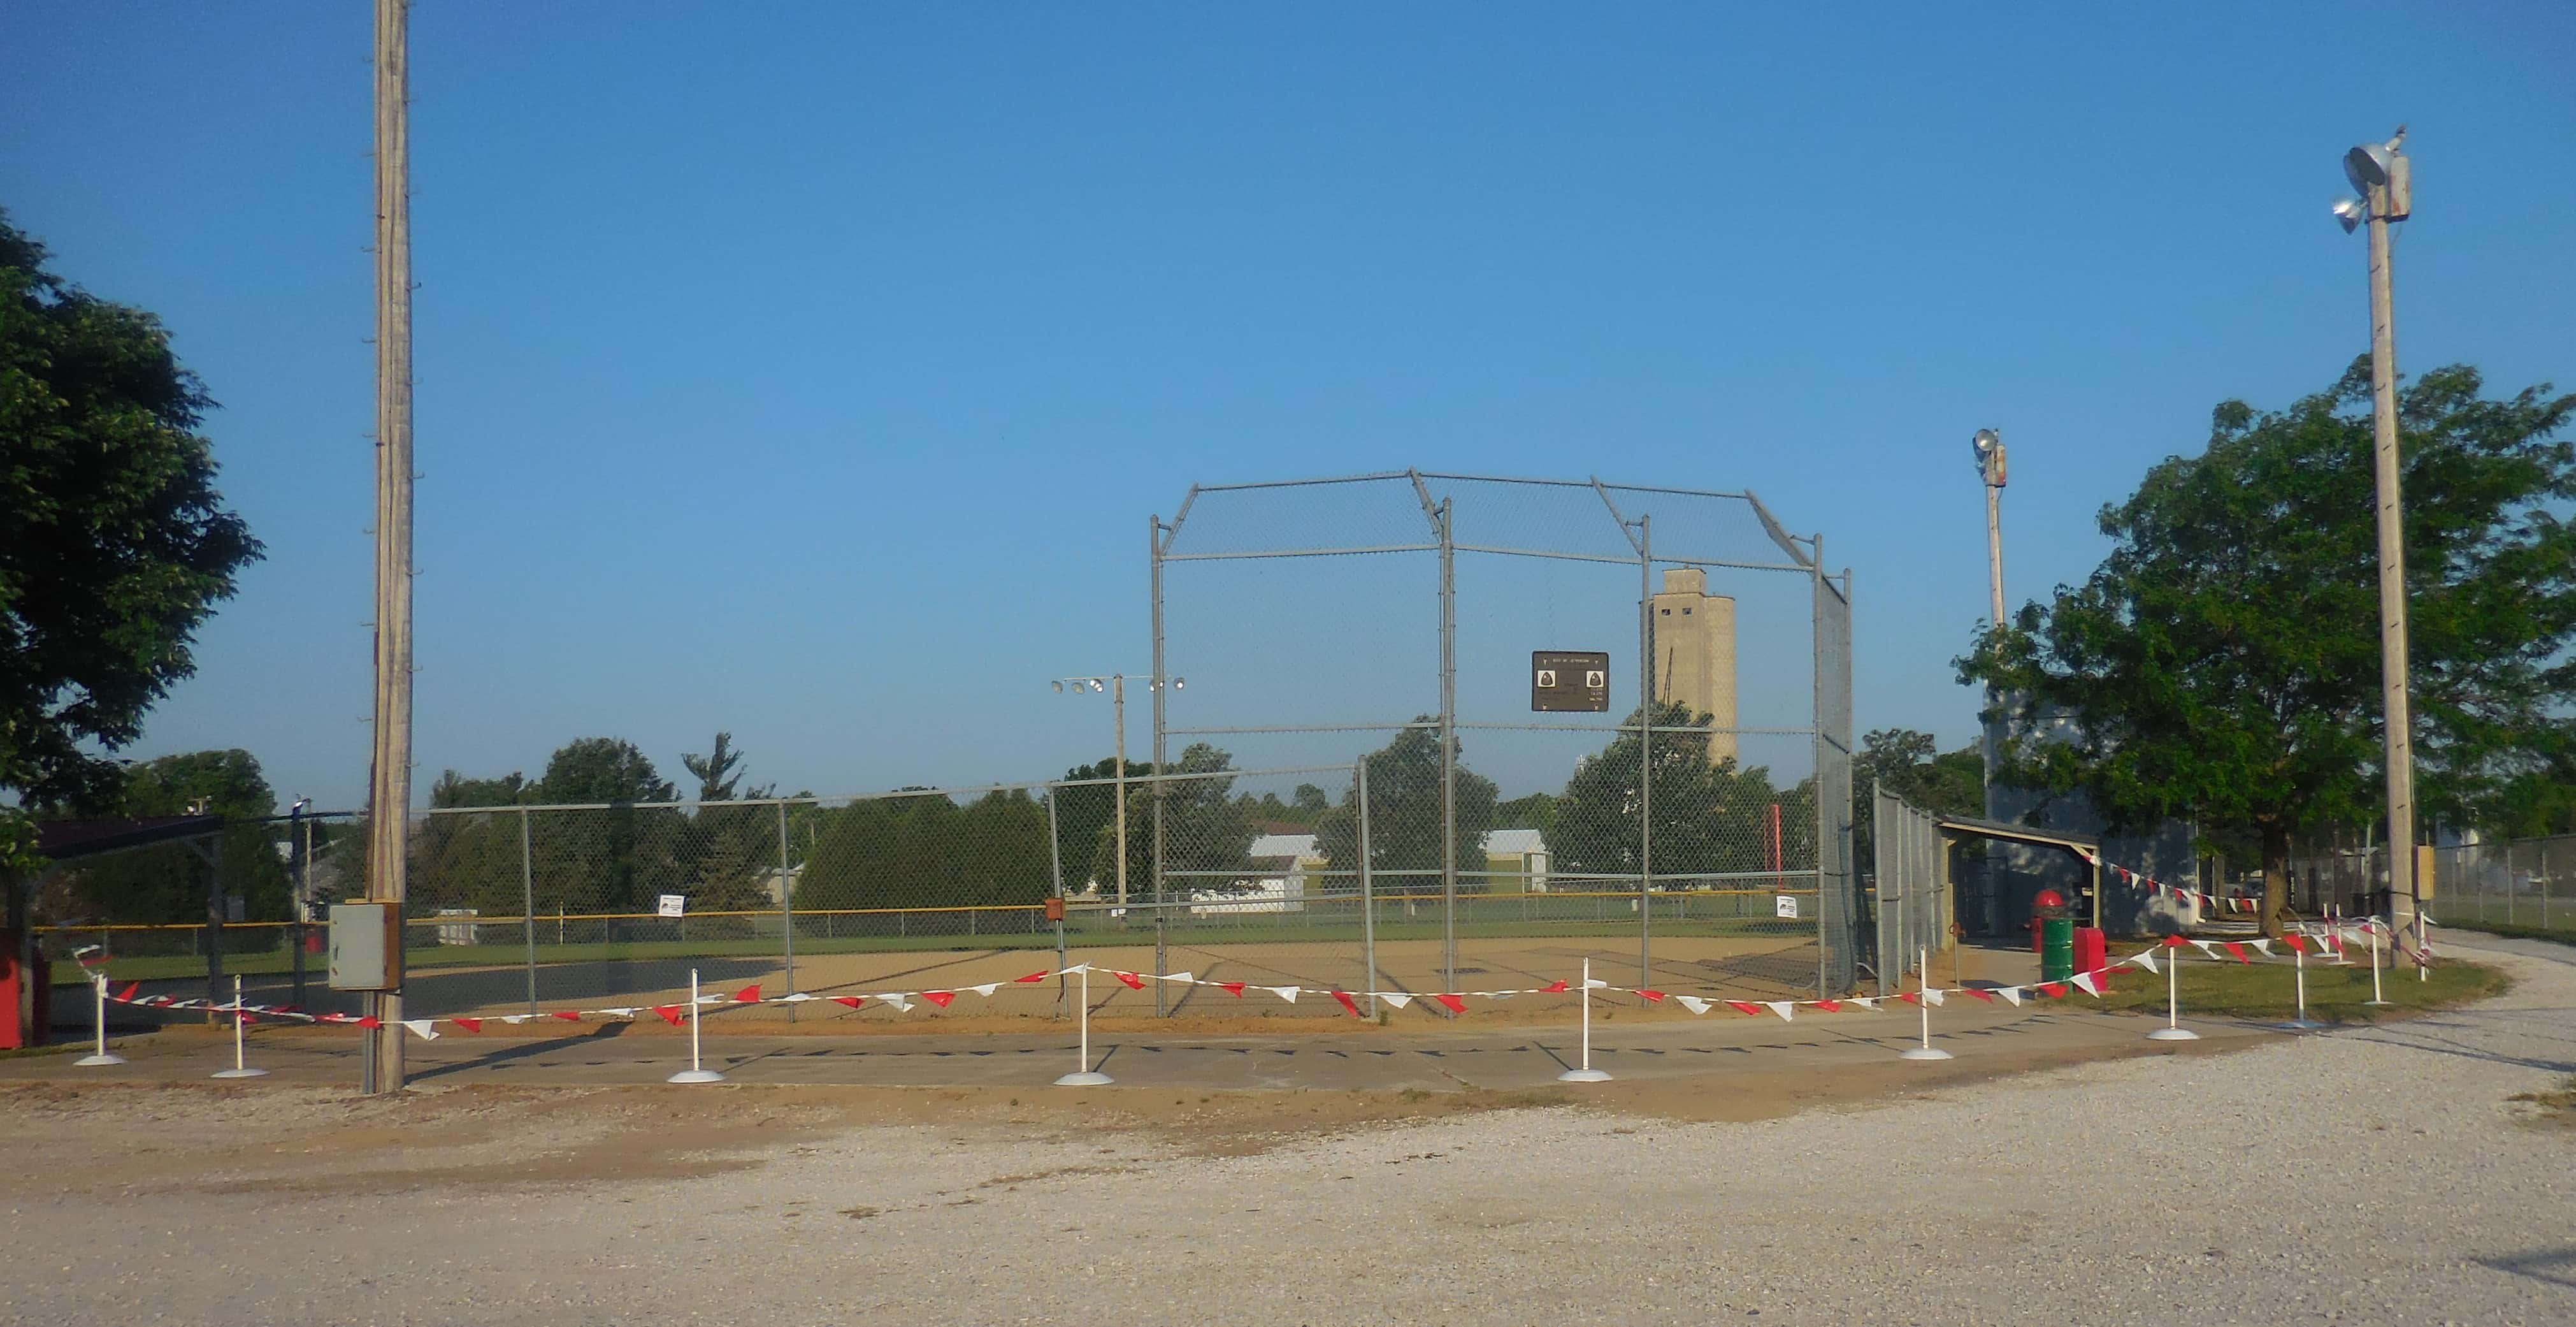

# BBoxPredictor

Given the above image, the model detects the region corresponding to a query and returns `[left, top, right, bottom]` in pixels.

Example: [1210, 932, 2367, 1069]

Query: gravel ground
[7, 932, 2571, 1326]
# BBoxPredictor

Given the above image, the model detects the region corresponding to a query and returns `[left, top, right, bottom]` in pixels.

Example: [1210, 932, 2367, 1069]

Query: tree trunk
[2260, 823, 2291, 939]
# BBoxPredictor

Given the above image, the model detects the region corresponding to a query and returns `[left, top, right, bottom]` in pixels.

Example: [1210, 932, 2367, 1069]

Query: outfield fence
[42, 759, 1834, 1026]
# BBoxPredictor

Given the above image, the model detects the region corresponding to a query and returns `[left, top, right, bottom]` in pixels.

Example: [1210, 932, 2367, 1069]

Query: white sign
[1774, 894, 1800, 920]
[657, 894, 687, 918]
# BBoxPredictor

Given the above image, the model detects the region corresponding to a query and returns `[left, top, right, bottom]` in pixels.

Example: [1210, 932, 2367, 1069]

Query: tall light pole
[1973, 427, 2011, 924]
[2333, 127, 2419, 955]
[1973, 428, 2008, 630]
[1054, 674, 1183, 908]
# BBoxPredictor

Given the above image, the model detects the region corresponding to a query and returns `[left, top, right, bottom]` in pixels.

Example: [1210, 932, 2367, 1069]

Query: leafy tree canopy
[1960, 361, 2576, 927]
[1314, 722, 1499, 892]
[1, 211, 261, 809]
[682, 732, 759, 802]
[1086, 742, 1253, 895]
[1852, 727, 1983, 881]
[45, 749, 289, 924]
[1555, 700, 1801, 880]
[539, 737, 677, 805]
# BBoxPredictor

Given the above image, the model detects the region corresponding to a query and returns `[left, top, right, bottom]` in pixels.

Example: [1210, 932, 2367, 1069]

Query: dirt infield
[387, 931, 1832, 1026]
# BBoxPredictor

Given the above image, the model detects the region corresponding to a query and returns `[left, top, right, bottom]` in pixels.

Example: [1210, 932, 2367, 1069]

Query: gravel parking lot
[5, 932, 2570, 1326]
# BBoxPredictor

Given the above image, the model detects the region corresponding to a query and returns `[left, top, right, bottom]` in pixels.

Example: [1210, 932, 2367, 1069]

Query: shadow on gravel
[410, 1022, 633, 1084]
[2340, 1019, 2576, 1075]
[2474, 1247, 2576, 1291]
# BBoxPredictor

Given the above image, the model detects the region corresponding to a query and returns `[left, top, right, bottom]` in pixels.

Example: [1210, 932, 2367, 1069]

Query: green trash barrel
[2034, 888, 2075, 982]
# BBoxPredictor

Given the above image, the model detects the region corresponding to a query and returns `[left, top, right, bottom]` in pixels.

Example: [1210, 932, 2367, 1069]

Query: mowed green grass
[2087, 953, 2507, 1023]
[57, 915, 1810, 985]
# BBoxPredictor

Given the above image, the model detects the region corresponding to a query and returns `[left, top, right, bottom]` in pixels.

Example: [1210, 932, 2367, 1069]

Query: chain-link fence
[49, 755, 1846, 1026]
[1152, 470, 1857, 997]
[2435, 835, 2574, 934]
[1871, 783, 1947, 997]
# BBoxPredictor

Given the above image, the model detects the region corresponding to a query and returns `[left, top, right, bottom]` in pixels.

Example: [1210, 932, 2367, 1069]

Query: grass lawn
[2085, 954, 2507, 1024]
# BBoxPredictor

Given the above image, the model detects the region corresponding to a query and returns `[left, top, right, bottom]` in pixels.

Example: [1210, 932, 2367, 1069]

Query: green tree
[677, 733, 778, 911]
[51, 750, 289, 924]
[1314, 722, 1499, 894]
[539, 738, 677, 804]
[1053, 755, 1150, 892]
[1086, 743, 1253, 897]
[1, 212, 261, 809]
[681, 732, 748, 802]
[410, 769, 537, 915]
[1553, 700, 1792, 883]
[1852, 728, 1983, 880]
[1960, 362, 2576, 932]
[528, 737, 683, 913]
[798, 790, 1050, 916]
[1493, 791, 1559, 833]
[430, 770, 533, 808]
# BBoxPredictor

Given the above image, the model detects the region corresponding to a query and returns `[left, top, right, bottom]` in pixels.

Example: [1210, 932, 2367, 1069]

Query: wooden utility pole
[365, 0, 414, 1092]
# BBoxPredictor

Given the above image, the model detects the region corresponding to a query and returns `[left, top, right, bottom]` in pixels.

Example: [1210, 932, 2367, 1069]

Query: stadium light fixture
[2332, 196, 2366, 235]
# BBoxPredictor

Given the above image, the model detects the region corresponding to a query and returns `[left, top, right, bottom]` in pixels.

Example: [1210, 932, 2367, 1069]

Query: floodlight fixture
[1091, 679, 1106, 693]
[2343, 141, 2393, 192]
[1051, 680, 1064, 693]
[2332, 196, 2367, 234]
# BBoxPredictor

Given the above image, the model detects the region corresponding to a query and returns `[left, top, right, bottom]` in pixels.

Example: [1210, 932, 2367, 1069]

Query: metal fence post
[1047, 780, 1067, 1016]
[778, 799, 795, 1020]
[1149, 513, 1169, 1002]
[1358, 758, 1377, 1015]
[520, 806, 536, 1015]
[1637, 514, 1653, 987]
[1437, 496, 1458, 991]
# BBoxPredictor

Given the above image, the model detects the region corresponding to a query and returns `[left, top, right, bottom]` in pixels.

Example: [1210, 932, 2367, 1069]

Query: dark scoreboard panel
[1530, 650, 1610, 713]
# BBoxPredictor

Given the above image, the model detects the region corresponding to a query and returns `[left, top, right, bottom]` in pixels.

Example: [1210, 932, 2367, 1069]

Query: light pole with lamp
[1053, 674, 1184, 908]
[1973, 428, 2015, 931]
[2331, 127, 2421, 964]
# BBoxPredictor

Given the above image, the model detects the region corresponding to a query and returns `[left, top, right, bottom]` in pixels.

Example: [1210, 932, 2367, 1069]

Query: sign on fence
[657, 894, 686, 918]
[1776, 894, 1800, 920]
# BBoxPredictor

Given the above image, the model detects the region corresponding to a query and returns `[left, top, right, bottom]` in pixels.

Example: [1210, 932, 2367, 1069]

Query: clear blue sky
[5, 3, 2572, 810]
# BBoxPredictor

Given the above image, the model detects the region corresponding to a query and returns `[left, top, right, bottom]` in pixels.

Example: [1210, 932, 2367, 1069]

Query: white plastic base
[75, 1053, 127, 1066]
[1898, 1047, 1955, 1061]
[666, 1068, 726, 1084]
[1054, 1070, 1114, 1086]
[2147, 1027, 2201, 1041]
[212, 1067, 270, 1078]
[1557, 1068, 1613, 1083]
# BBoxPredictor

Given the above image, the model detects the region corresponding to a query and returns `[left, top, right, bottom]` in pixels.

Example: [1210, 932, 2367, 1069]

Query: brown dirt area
[0, 1025, 2251, 1202]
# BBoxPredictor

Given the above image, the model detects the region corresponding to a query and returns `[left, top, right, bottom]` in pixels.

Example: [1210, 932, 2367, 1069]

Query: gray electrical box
[328, 903, 400, 990]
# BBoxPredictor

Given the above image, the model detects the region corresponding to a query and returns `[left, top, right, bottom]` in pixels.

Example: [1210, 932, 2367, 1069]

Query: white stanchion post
[76, 974, 126, 1067]
[212, 975, 268, 1078]
[2366, 920, 2391, 1007]
[2149, 941, 2198, 1041]
[1899, 946, 1952, 1060]
[1056, 967, 1112, 1086]
[1558, 957, 1611, 1082]
[2278, 941, 2324, 1031]
[667, 968, 725, 1084]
